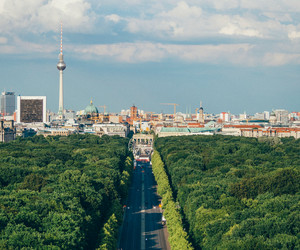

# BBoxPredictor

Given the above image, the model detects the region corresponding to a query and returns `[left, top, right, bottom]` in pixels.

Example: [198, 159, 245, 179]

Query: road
[118, 161, 170, 250]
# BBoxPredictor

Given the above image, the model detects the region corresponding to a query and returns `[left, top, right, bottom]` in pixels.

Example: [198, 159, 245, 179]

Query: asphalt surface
[118, 161, 170, 250]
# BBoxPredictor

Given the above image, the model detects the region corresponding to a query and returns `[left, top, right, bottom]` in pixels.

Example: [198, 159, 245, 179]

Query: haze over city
[0, 0, 300, 114]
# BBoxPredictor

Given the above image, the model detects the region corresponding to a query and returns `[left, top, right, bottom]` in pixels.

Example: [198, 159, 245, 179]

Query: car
[161, 215, 166, 225]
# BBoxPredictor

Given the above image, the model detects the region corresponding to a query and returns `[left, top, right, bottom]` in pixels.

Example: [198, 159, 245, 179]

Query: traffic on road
[118, 160, 170, 250]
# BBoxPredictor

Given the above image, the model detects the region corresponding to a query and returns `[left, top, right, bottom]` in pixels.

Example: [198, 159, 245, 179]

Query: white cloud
[125, 2, 208, 39]
[198, 0, 300, 12]
[0, 36, 56, 55]
[72, 42, 165, 62]
[240, 0, 300, 12]
[1, 0, 298, 41]
[159, 2, 202, 19]
[69, 41, 300, 66]
[69, 42, 259, 66]
[163, 43, 255, 65]
[262, 52, 300, 66]
[211, 0, 240, 10]
[262, 12, 292, 23]
[1, 0, 300, 67]
[122, 1, 293, 40]
[219, 20, 263, 38]
[0, 0, 95, 33]
[105, 14, 121, 23]
[288, 31, 300, 40]
[37, 0, 95, 32]
[3, 35, 298, 67]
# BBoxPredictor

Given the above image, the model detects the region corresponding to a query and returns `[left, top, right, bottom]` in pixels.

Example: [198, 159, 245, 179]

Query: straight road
[118, 161, 170, 250]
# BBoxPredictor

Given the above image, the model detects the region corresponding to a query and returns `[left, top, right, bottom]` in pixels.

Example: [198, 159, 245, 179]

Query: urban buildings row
[1, 91, 300, 142]
[1, 91, 298, 124]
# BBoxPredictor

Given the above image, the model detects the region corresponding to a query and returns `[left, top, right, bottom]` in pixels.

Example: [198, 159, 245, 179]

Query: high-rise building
[274, 109, 289, 124]
[1, 92, 15, 116]
[16, 96, 47, 123]
[220, 112, 230, 122]
[264, 111, 270, 120]
[57, 23, 66, 120]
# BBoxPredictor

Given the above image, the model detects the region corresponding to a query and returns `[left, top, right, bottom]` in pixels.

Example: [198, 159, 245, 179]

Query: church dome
[85, 100, 98, 115]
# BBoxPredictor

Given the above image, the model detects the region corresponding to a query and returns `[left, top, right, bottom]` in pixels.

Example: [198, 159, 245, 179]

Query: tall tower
[57, 22, 66, 120]
[198, 101, 204, 123]
[130, 105, 138, 120]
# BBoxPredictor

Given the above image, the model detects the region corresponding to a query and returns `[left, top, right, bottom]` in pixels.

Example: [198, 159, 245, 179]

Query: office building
[1, 92, 15, 116]
[274, 109, 289, 124]
[17, 96, 46, 123]
[220, 112, 230, 122]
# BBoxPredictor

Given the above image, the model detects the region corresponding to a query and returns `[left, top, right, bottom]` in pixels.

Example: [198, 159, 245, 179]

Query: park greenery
[155, 135, 300, 249]
[0, 134, 133, 249]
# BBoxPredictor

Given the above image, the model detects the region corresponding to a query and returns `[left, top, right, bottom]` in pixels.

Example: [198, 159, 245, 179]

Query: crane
[161, 103, 179, 117]
[98, 105, 107, 114]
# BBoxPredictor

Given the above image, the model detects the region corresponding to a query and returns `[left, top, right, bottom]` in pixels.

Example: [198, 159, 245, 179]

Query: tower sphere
[57, 54, 66, 71]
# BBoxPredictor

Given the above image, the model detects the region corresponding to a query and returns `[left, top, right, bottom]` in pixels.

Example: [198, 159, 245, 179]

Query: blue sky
[0, 0, 300, 115]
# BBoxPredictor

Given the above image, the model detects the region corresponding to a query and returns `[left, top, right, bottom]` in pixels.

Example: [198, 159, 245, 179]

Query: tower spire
[198, 100, 204, 123]
[60, 22, 63, 55]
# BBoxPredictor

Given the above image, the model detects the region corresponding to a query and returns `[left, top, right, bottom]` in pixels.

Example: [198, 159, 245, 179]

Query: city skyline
[0, 0, 300, 114]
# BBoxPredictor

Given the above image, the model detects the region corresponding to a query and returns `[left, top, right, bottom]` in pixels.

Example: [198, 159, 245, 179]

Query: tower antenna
[60, 21, 63, 55]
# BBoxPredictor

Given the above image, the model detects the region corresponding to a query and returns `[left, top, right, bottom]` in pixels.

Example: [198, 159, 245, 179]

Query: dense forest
[155, 135, 300, 249]
[0, 134, 133, 249]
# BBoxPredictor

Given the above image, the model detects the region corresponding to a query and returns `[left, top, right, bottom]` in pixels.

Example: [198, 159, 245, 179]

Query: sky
[0, 0, 300, 115]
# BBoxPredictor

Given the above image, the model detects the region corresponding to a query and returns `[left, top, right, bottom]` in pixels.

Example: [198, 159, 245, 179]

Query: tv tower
[57, 22, 66, 119]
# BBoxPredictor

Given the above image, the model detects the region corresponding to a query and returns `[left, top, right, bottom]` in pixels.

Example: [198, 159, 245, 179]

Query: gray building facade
[1, 92, 15, 116]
